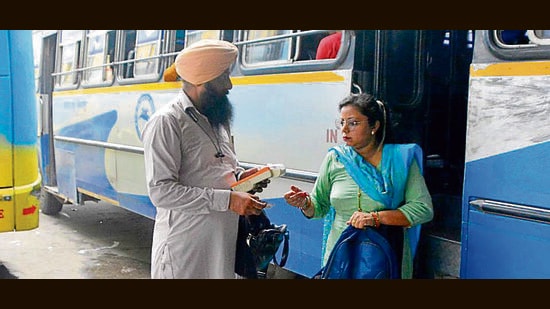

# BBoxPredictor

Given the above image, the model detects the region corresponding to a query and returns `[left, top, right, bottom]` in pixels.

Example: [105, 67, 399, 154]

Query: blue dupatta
[323, 143, 424, 259]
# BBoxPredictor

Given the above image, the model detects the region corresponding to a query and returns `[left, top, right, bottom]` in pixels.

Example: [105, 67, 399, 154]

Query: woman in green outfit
[283, 93, 433, 279]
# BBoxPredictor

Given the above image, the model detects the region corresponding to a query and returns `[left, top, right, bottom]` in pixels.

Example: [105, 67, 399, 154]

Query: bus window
[56, 30, 83, 88]
[175, 30, 185, 52]
[527, 30, 550, 45]
[312, 30, 341, 60]
[84, 30, 105, 84]
[105, 31, 116, 81]
[185, 30, 222, 47]
[292, 30, 344, 62]
[497, 30, 530, 46]
[120, 30, 136, 79]
[235, 30, 348, 73]
[134, 30, 161, 77]
[82, 30, 115, 86]
[488, 30, 550, 60]
[241, 30, 293, 66]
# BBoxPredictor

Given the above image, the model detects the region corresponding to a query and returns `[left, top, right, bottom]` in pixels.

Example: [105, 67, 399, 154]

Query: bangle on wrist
[371, 211, 380, 228]
[300, 196, 311, 211]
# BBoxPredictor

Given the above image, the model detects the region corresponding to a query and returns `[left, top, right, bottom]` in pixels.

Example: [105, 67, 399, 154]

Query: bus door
[35, 31, 65, 215]
[353, 30, 429, 145]
[461, 30, 550, 278]
[36, 31, 56, 185]
[353, 30, 474, 278]
[0, 30, 40, 232]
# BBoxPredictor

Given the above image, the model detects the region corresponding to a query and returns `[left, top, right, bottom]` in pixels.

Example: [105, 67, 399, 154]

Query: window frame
[117, 30, 163, 85]
[81, 30, 116, 88]
[53, 30, 84, 91]
[184, 30, 223, 47]
[233, 30, 352, 76]
[527, 30, 550, 45]
[487, 30, 550, 61]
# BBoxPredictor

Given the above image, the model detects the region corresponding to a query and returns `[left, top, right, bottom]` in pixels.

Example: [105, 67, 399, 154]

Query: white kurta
[142, 90, 244, 279]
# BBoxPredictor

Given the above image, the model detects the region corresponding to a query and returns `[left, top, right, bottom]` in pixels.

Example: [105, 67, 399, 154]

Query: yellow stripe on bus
[470, 61, 550, 77]
[53, 82, 181, 96]
[231, 71, 345, 85]
[52, 71, 345, 96]
[0, 147, 11, 186]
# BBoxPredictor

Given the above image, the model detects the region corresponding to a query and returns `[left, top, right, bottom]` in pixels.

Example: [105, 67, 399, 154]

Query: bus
[0, 30, 41, 233]
[461, 30, 550, 278]
[32, 30, 550, 278]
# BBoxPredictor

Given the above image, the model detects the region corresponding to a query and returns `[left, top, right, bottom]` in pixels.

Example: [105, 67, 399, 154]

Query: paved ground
[0, 200, 302, 279]
[0, 199, 456, 280]
[0, 200, 154, 279]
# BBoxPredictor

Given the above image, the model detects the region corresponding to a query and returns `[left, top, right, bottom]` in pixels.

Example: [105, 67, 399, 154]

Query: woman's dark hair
[338, 93, 393, 145]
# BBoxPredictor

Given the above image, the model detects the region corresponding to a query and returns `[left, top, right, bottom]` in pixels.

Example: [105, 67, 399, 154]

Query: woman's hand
[283, 185, 309, 209]
[347, 210, 379, 228]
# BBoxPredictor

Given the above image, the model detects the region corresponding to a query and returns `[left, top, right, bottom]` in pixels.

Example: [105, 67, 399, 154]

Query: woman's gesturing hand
[283, 185, 309, 209]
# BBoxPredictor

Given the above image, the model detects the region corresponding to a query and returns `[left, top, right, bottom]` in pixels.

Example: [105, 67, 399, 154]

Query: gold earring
[371, 131, 375, 135]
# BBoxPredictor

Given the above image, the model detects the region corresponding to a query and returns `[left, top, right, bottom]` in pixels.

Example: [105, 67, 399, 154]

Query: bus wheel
[40, 190, 63, 215]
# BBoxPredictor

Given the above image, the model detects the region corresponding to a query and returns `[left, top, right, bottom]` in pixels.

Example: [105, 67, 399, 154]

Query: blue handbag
[314, 225, 399, 279]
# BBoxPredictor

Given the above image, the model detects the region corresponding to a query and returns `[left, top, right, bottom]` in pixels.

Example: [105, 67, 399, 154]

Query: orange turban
[175, 39, 238, 85]
[163, 63, 178, 82]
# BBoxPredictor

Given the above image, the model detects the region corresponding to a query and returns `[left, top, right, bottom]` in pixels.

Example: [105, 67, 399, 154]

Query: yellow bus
[0, 30, 41, 232]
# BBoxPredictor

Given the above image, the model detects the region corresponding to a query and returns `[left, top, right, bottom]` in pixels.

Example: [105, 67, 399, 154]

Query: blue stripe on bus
[57, 110, 117, 143]
[11, 30, 37, 146]
[56, 110, 118, 194]
[463, 141, 550, 209]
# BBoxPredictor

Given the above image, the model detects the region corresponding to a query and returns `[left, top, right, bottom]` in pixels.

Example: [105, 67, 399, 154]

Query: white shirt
[142, 90, 243, 278]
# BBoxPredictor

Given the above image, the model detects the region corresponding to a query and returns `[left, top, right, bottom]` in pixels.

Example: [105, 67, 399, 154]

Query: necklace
[357, 188, 363, 212]
[185, 107, 225, 159]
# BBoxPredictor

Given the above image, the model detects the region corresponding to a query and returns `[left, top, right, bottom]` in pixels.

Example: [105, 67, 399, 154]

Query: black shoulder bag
[235, 211, 289, 279]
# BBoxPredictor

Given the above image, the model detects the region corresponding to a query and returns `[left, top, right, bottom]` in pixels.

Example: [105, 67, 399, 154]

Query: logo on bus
[135, 94, 156, 141]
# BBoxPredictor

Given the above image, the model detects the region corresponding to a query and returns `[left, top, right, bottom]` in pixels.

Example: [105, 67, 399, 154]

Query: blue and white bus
[33, 30, 550, 278]
[460, 30, 550, 278]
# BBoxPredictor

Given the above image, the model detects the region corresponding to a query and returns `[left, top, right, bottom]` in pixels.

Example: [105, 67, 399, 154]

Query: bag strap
[272, 228, 289, 267]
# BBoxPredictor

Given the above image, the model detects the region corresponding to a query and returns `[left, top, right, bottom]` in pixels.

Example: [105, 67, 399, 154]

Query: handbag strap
[272, 229, 289, 267]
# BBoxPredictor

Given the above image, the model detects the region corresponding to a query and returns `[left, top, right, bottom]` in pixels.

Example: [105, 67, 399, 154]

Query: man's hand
[248, 179, 270, 194]
[239, 167, 271, 194]
[229, 191, 268, 216]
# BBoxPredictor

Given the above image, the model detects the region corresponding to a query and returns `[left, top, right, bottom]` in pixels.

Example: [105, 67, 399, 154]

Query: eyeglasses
[335, 118, 364, 130]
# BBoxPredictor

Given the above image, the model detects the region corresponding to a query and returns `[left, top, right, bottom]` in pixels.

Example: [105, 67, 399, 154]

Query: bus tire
[40, 190, 63, 215]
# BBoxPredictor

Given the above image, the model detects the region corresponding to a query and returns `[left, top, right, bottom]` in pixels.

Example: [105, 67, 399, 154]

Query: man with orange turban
[142, 39, 268, 279]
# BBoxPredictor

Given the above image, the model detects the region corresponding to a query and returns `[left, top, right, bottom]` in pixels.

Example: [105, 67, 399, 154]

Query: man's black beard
[196, 83, 233, 130]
